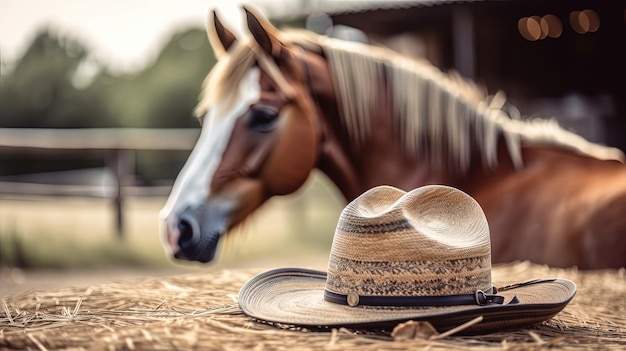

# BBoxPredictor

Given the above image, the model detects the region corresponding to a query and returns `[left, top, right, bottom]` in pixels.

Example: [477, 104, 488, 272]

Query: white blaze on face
[159, 68, 261, 222]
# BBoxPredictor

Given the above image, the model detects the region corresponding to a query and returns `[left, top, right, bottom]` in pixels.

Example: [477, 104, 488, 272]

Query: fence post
[111, 149, 132, 238]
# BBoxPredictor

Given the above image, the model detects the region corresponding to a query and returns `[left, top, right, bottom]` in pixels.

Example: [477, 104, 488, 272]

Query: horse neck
[316, 105, 521, 201]
[315, 110, 446, 201]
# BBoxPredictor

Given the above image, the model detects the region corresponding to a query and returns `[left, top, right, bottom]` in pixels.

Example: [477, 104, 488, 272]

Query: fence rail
[0, 128, 201, 238]
[0, 128, 199, 150]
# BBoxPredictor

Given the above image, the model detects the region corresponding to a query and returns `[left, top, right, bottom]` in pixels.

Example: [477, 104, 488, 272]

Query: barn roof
[270, 0, 484, 21]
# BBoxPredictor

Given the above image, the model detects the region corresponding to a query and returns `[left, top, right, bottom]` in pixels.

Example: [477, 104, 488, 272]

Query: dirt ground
[1, 253, 329, 297]
[1, 266, 183, 297]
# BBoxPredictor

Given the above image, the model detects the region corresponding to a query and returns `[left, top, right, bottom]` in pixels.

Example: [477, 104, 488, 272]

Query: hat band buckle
[324, 287, 510, 308]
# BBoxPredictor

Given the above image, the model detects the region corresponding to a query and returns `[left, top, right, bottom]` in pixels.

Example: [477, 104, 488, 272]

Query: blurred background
[1, 0, 625, 296]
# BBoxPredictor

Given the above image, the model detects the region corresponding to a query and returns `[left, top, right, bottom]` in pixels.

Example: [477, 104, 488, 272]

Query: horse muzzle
[164, 206, 224, 263]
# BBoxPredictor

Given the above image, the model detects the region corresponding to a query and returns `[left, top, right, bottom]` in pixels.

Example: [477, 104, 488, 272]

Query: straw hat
[239, 185, 576, 334]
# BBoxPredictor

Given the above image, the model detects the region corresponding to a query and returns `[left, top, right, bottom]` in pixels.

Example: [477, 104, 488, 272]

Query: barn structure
[271, 0, 626, 152]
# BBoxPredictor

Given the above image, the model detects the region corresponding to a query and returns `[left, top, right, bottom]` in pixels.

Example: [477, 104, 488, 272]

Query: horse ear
[207, 10, 237, 59]
[243, 6, 283, 58]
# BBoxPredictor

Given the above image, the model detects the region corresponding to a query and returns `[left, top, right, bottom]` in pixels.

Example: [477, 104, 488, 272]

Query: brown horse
[160, 7, 626, 269]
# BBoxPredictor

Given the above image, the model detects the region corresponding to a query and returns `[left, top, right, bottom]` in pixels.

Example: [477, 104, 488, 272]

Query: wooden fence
[0, 128, 200, 237]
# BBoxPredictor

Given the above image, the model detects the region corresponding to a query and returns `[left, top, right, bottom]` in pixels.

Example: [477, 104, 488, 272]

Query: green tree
[0, 30, 110, 128]
[94, 28, 216, 128]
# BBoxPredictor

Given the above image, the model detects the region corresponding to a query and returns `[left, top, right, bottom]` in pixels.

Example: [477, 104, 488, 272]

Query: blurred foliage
[0, 27, 215, 129]
[0, 26, 216, 179]
[0, 226, 30, 269]
[0, 32, 105, 128]
[93, 28, 216, 128]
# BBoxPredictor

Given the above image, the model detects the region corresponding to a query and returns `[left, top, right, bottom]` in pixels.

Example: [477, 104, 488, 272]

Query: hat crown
[326, 185, 492, 297]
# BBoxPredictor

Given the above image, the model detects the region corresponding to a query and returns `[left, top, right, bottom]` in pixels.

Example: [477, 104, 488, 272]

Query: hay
[1, 261, 625, 350]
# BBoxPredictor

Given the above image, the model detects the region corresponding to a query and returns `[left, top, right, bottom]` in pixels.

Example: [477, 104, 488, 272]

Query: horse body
[160, 7, 626, 269]
[461, 145, 626, 268]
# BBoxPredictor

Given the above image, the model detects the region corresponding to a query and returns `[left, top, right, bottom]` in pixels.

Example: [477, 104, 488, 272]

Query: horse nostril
[178, 220, 193, 245]
[177, 210, 200, 250]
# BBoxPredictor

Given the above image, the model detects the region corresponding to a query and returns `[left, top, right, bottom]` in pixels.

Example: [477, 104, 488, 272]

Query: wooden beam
[452, 6, 475, 80]
[0, 128, 200, 151]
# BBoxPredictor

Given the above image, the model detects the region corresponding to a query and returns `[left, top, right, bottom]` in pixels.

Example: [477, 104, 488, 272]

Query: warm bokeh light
[520, 10, 600, 41]
[542, 14, 562, 38]
[570, 9, 600, 34]
[519, 17, 539, 41]
[537, 15, 549, 39]
[519, 14, 562, 41]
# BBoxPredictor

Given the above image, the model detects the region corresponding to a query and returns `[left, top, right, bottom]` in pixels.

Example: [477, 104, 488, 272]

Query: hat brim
[239, 268, 576, 334]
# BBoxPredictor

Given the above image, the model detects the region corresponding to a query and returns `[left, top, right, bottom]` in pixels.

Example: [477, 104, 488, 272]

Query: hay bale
[1, 261, 625, 350]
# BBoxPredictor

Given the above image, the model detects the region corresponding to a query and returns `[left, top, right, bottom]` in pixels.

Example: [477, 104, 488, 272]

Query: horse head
[160, 7, 335, 263]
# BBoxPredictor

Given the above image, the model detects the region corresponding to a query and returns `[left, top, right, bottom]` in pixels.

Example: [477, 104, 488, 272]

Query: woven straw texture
[1, 261, 624, 350]
[327, 185, 491, 297]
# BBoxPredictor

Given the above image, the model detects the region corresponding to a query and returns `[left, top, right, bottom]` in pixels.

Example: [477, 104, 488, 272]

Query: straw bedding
[1, 261, 624, 350]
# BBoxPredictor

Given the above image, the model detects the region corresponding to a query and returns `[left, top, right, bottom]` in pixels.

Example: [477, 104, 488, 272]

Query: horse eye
[247, 107, 279, 133]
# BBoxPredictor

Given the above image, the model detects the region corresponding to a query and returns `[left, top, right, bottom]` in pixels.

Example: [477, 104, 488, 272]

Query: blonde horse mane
[197, 30, 624, 172]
